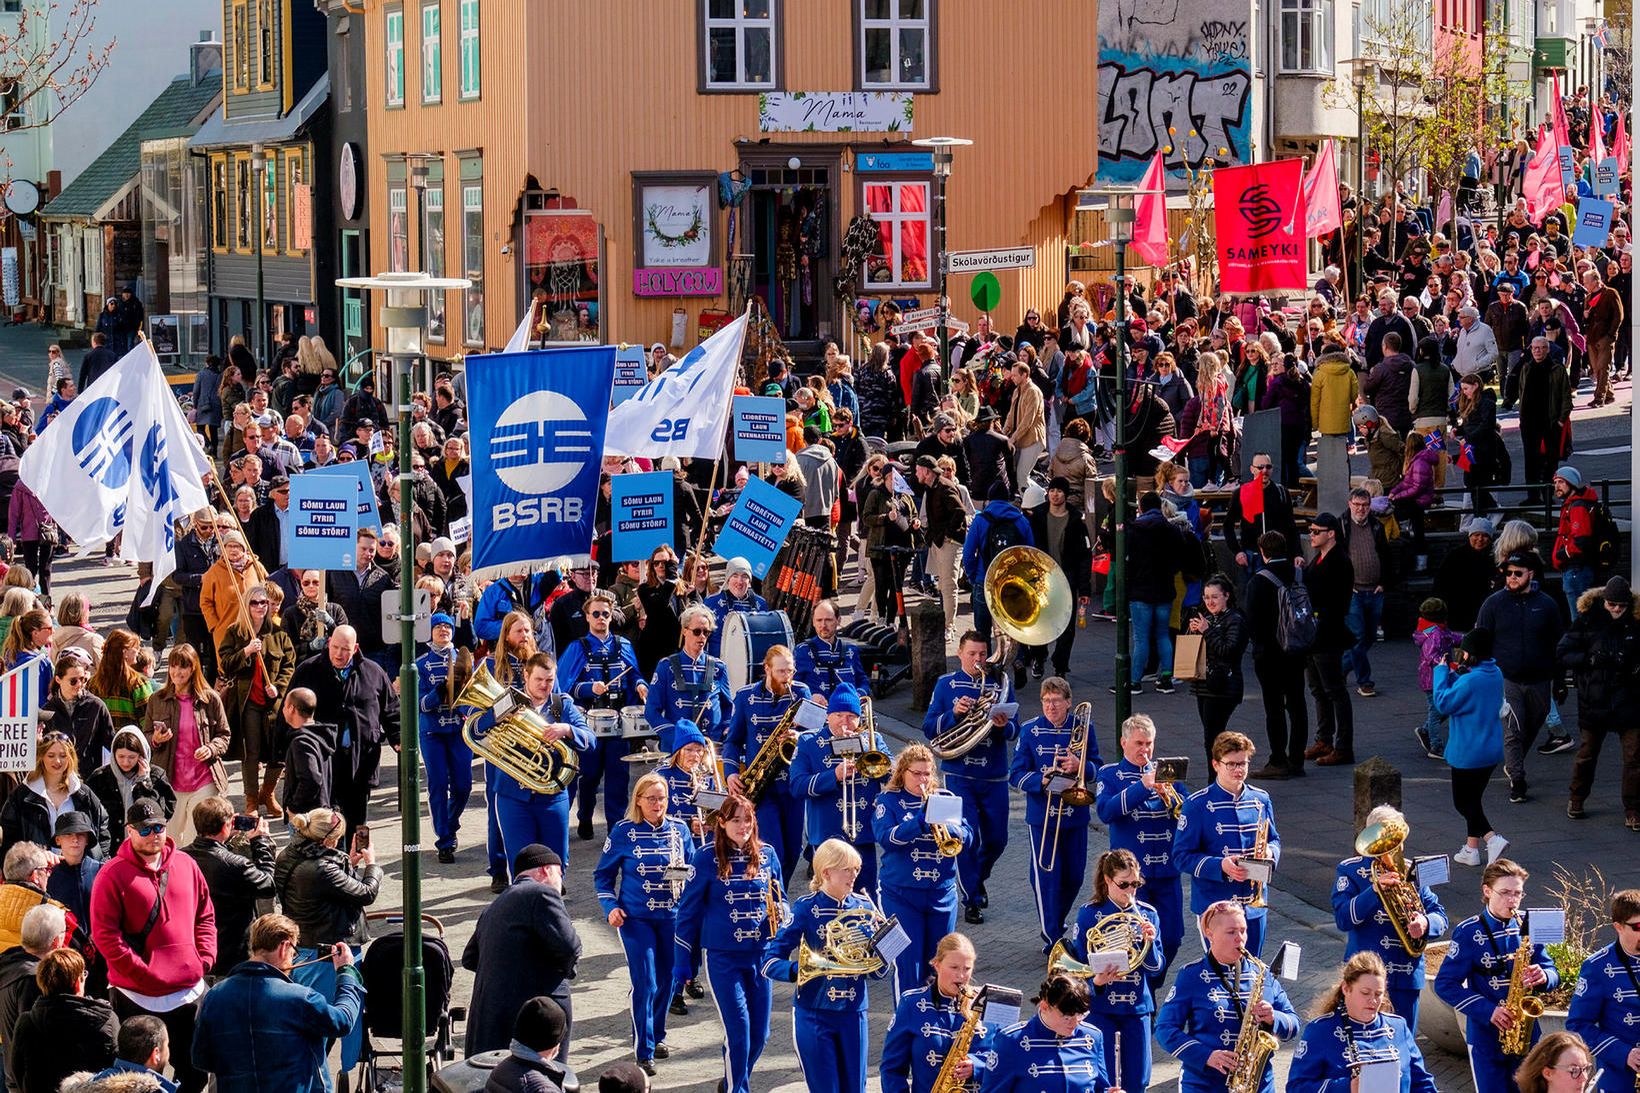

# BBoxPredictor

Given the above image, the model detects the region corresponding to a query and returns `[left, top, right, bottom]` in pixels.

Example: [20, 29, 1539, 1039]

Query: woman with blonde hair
[0, 729, 110, 858]
[143, 643, 231, 841]
[873, 744, 969, 996]
[0, 608, 53, 703]
[0, 585, 39, 649]
[88, 628, 153, 730]
[218, 583, 295, 814]
[1288, 950, 1437, 1093]
[49, 594, 103, 665]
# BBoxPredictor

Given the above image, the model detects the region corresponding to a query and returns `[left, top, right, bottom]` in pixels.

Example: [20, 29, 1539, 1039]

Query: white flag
[20, 340, 212, 604]
[603, 309, 749, 459]
[504, 299, 537, 353]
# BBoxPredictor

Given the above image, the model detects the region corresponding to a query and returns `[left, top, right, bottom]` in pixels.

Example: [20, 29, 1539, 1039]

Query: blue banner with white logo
[307, 461, 381, 531]
[466, 346, 616, 580]
[286, 473, 360, 570]
[610, 470, 675, 563]
[711, 475, 801, 579]
[732, 395, 788, 463]
[1573, 197, 1616, 247]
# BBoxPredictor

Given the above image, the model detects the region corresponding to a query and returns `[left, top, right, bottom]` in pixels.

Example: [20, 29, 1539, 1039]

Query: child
[1412, 596, 1462, 758]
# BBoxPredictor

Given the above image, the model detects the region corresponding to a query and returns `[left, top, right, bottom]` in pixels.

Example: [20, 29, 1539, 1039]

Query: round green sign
[970, 271, 1002, 313]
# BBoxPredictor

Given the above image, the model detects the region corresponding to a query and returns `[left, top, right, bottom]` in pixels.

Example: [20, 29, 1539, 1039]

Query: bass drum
[721, 609, 795, 692]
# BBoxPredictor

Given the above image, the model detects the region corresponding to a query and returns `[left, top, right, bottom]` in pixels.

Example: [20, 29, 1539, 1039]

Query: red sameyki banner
[1212, 159, 1308, 294]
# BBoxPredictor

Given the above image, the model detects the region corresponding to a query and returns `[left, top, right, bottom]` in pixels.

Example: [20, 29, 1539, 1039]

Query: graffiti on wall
[1097, 0, 1255, 184]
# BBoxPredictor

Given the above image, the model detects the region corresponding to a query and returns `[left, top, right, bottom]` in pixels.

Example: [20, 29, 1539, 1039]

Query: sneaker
[436, 847, 455, 864]
[1109, 681, 1143, 695]
[1627, 813, 1640, 831]
[1356, 683, 1376, 697]
[1567, 801, 1588, 820]
[1509, 784, 1529, 804]
[1413, 727, 1439, 759]
[1153, 677, 1176, 694]
[1485, 833, 1510, 863]
[1537, 735, 1576, 756]
[1453, 844, 1483, 866]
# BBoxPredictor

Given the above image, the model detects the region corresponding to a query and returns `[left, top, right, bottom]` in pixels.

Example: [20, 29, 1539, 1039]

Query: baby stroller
[353, 912, 463, 1093]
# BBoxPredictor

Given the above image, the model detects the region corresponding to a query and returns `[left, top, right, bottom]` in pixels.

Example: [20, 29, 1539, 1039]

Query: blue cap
[660, 719, 707, 755]
[429, 612, 455, 631]
[828, 682, 862, 717]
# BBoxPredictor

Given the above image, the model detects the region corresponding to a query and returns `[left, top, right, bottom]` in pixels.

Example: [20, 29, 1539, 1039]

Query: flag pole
[688, 300, 755, 571]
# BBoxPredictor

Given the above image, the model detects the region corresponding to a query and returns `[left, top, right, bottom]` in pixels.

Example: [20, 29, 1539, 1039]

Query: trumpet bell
[1354, 817, 1408, 858]
[858, 750, 892, 780]
[985, 546, 1074, 648]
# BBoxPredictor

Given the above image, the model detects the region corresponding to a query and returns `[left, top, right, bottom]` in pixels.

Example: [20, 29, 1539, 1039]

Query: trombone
[1037, 702, 1096, 873]
[838, 698, 891, 841]
[692, 740, 731, 831]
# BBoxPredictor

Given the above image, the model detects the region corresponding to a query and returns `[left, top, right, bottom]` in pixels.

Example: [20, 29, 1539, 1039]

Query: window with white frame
[459, 0, 480, 99]
[703, 0, 776, 89]
[389, 186, 408, 271]
[1361, 0, 1429, 57]
[860, 0, 931, 89]
[421, 1, 441, 104]
[462, 178, 483, 346]
[82, 228, 103, 298]
[423, 182, 446, 341]
[862, 180, 931, 289]
[1280, 0, 1332, 73]
[385, 8, 404, 107]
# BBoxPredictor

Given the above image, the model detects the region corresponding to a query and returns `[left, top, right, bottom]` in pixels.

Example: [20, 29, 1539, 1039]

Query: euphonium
[458, 663, 579, 795]
[1499, 930, 1546, 1056]
[929, 986, 982, 1093]
[1226, 948, 1280, 1093]
[795, 907, 888, 987]
[1355, 817, 1429, 957]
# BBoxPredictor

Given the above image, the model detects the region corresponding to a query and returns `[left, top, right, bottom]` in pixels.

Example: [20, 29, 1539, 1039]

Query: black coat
[244, 501, 285, 570]
[962, 428, 1014, 501]
[1222, 481, 1298, 559]
[1246, 557, 1299, 659]
[273, 837, 383, 949]
[1557, 594, 1640, 728]
[174, 533, 216, 615]
[288, 652, 399, 781]
[182, 835, 276, 970]
[461, 879, 582, 1056]
[1192, 608, 1249, 700]
[1304, 547, 1356, 652]
[1126, 509, 1185, 605]
[1025, 503, 1093, 598]
[40, 694, 114, 777]
[0, 782, 110, 862]
[0, 945, 39, 1069]
[85, 765, 175, 851]
[281, 721, 337, 815]
[1434, 543, 1495, 631]
[8, 993, 118, 1093]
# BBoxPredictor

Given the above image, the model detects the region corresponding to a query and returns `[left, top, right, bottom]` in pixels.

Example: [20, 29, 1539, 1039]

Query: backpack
[1574, 496, 1622, 571]
[1257, 568, 1318, 654]
[982, 511, 1027, 561]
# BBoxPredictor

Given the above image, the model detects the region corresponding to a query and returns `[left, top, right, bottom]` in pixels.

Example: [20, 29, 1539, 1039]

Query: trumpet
[922, 787, 963, 858]
[1155, 780, 1185, 820]
[1037, 702, 1095, 873]
[692, 740, 731, 828]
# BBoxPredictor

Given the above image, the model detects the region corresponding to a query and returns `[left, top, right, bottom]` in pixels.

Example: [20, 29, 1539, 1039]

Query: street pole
[252, 144, 266, 365]
[1109, 202, 1135, 727]
[912, 137, 971, 379]
[393, 342, 425, 1093]
[1354, 81, 1366, 300]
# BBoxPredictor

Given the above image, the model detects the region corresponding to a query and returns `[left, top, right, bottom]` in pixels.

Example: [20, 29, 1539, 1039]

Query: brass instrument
[1354, 817, 1429, 958]
[795, 906, 890, 987]
[1037, 702, 1096, 872]
[838, 698, 891, 841]
[1499, 928, 1546, 1056]
[444, 647, 473, 710]
[765, 873, 787, 938]
[738, 697, 808, 805]
[665, 822, 690, 900]
[1155, 780, 1185, 820]
[1226, 948, 1279, 1093]
[693, 740, 731, 827]
[923, 788, 964, 858]
[931, 673, 1001, 761]
[929, 986, 982, 1093]
[1044, 911, 1152, 980]
[1046, 939, 1099, 979]
[457, 663, 579, 795]
[1246, 812, 1271, 909]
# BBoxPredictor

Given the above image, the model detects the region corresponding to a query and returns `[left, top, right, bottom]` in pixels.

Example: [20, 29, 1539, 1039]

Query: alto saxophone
[1226, 948, 1279, 1093]
[1499, 930, 1546, 1056]
[929, 986, 982, 1093]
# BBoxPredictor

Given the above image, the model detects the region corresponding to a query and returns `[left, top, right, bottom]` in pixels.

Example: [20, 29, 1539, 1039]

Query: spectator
[44, 812, 100, 954]
[90, 629, 154, 731]
[1433, 630, 1509, 865]
[1386, 430, 1443, 550]
[1003, 360, 1047, 488]
[7, 948, 118, 1093]
[283, 571, 348, 659]
[38, 378, 76, 433]
[1351, 407, 1404, 493]
[87, 729, 176, 852]
[217, 585, 294, 816]
[0, 733, 110, 861]
[1361, 330, 1415, 435]
[1122, 491, 1186, 696]
[1407, 335, 1453, 442]
[1222, 453, 1296, 576]
[1187, 575, 1248, 755]
[1451, 306, 1499, 380]
[0, 880, 65, 1059]
[1580, 268, 1622, 406]
[1453, 372, 1506, 513]
[1412, 597, 1463, 759]
[1550, 465, 1606, 607]
[193, 913, 363, 1093]
[1517, 337, 1573, 500]
[6, 483, 56, 607]
[1301, 513, 1356, 767]
[89, 800, 216, 1093]
[70, 1014, 175, 1091]
[1484, 280, 1531, 405]
[916, 456, 968, 638]
[962, 407, 1014, 503]
[1475, 550, 1571, 803]
[1558, 577, 1639, 829]
[199, 532, 268, 651]
[1341, 488, 1396, 699]
[78, 332, 118, 391]
[242, 479, 292, 570]
[854, 342, 905, 441]
[287, 627, 398, 833]
[278, 688, 333, 815]
[41, 653, 114, 776]
[143, 645, 231, 844]
[1434, 517, 1498, 631]
[50, 595, 104, 666]
[482, 996, 570, 1093]
[181, 797, 275, 972]
[859, 457, 919, 627]
[1023, 475, 1092, 678]
[1258, 354, 1310, 489]
[338, 376, 387, 439]
[191, 357, 224, 452]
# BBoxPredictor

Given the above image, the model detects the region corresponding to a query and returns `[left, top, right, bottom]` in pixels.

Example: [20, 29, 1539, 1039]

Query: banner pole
[689, 301, 755, 567]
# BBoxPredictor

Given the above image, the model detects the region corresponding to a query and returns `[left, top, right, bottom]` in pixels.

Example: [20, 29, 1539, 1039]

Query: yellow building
[363, 1, 1098, 362]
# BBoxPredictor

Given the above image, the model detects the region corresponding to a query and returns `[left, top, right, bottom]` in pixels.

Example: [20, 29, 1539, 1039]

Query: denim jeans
[1422, 692, 1449, 753]
[1131, 601, 1174, 683]
[1345, 588, 1385, 688]
[1561, 564, 1596, 608]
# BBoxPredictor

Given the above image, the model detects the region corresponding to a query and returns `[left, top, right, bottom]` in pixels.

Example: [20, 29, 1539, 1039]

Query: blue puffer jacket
[1432, 660, 1506, 770]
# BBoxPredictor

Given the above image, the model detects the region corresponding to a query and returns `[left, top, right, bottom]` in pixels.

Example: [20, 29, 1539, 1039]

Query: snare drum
[721, 609, 795, 692]
[619, 705, 652, 739]
[587, 709, 620, 740]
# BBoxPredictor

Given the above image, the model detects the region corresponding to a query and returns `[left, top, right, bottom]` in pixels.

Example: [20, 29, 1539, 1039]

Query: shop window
[261, 155, 278, 252]
[423, 180, 446, 341]
[702, 0, 778, 90]
[385, 7, 405, 107]
[522, 197, 601, 344]
[862, 179, 930, 289]
[858, 0, 933, 90]
[234, 155, 253, 252]
[231, 0, 250, 91]
[389, 185, 408, 270]
[462, 173, 484, 346]
[210, 156, 228, 250]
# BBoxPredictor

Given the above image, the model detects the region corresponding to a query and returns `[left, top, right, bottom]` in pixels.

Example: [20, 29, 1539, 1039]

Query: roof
[189, 73, 330, 151]
[42, 74, 221, 222]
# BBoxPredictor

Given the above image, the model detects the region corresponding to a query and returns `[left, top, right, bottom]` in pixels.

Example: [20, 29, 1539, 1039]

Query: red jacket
[90, 837, 216, 995]
[1553, 486, 1599, 570]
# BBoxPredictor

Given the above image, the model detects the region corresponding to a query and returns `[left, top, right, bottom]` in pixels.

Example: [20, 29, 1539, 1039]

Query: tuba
[458, 663, 579, 795]
[1226, 948, 1280, 1093]
[795, 906, 891, 987]
[1354, 817, 1429, 957]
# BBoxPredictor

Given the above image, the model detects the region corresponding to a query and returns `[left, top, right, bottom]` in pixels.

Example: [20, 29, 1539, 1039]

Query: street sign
[945, 317, 970, 334]
[944, 247, 1036, 274]
[970, 272, 1002, 313]
[891, 317, 940, 335]
[899, 305, 941, 323]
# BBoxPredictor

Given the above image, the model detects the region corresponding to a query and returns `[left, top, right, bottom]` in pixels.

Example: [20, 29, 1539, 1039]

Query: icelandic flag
[1593, 20, 1610, 48]
[604, 307, 750, 460]
[18, 339, 211, 604]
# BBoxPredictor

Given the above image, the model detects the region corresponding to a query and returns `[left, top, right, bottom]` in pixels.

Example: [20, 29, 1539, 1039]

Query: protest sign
[610, 470, 675, 562]
[308, 461, 381, 530]
[286, 474, 360, 570]
[712, 476, 801, 578]
[732, 395, 788, 463]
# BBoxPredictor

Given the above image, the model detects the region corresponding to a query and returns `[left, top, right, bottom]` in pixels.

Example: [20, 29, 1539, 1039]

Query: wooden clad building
[362, 1, 1098, 362]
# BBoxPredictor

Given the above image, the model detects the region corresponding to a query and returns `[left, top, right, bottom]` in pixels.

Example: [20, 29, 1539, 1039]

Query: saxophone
[1225, 948, 1279, 1093]
[1499, 930, 1546, 1056]
[929, 986, 982, 1093]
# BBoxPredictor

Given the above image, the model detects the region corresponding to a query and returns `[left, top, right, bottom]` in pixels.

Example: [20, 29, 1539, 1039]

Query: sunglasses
[1251, 462, 1271, 470]
[60, 675, 87, 686]
[1113, 879, 1142, 890]
[1506, 568, 1531, 578]
[133, 823, 166, 838]
[686, 627, 711, 637]
[248, 599, 269, 607]
[587, 610, 612, 619]
[1617, 920, 1640, 931]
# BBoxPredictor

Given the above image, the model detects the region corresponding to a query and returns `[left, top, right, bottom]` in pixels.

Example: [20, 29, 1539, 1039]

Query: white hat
[725, 557, 753, 578]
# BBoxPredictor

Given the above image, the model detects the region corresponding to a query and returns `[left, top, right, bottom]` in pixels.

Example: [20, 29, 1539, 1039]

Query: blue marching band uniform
[646, 647, 734, 743]
[557, 628, 645, 830]
[981, 1011, 1115, 1093]
[594, 813, 696, 1067]
[1171, 781, 1280, 957]
[788, 692, 892, 895]
[871, 785, 970, 999]
[794, 633, 871, 700]
[1331, 852, 1449, 1031]
[674, 839, 785, 1093]
[1065, 896, 1165, 1091]
[1286, 1008, 1438, 1093]
[413, 631, 473, 857]
[1096, 758, 1189, 983]
[1011, 709, 1098, 951]
[705, 587, 768, 658]
[1568, 941, 1640, 1093]
[489, 685, 592, 872]
[1155, 949, 1301, 1093]
[922, 667, 1018, 917]
[724, 679, 814, 881]
[880, 982, 996, 1093]
[761, 888, 890, 1093]
[1433, 907, 1561, 1093]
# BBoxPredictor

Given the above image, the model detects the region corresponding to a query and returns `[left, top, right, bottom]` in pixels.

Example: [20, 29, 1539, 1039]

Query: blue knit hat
[660, 719, 707, 755]
[429, 612, 455, 631]
[828, 682, 862, 717]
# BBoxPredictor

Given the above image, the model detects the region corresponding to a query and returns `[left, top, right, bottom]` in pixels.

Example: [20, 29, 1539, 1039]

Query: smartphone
[232, 814, 257, 832]
[352, 825, 371, 852]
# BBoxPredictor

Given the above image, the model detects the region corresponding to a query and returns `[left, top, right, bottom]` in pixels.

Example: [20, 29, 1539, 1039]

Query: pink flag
[1302, 140, 1342, 237]
[1522, 128, 1564, 221]
[1615, 112, 1629, 168]
[1589, 106, 1607, 163]
[1130, 152, 1170, 268]
[1551, 74, 1572, 154]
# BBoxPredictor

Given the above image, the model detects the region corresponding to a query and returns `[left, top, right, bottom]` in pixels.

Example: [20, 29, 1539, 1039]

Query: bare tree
[0, 0, 113, 177]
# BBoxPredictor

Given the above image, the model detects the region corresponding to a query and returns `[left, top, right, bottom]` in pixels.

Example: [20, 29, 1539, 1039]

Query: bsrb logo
[72, 397, 136, 489]
[490, 390, 590, 530]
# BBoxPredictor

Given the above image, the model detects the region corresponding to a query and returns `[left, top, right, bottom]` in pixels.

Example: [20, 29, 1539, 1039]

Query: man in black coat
[76, 333, 119, 391]
[961, 407, 1014, 502]
[1246, 531, 1310, 778]
[278, 688, 335, 815]
[243, 478, 291, 571]
[174, 510, 219, 666]
[1024, 475, 1093, 678]
[1300, 513, 1356, 766]
[462, 845, 582, 1065]
[288, 628, 398, 834]
[1221, 455, 1297, 576]
[1123, 490, 1186, 694]
[181, 797, 275, 971]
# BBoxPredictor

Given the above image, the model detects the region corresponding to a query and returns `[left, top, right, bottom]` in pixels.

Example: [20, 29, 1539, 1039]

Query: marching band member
[558, 588, 647, 841]
[1010, 677, 1096, 950]
[1434, 859, 1560, 1093]
[594, 771, 695, 1077]
[794, 599, 871, 700]
[1065, 849, 1162, 1092]
[1333, 804, 1448, 1031]
[982, 973, 1120, 1093]
[725, 645, 813, 880]
[477, 608, 540, 887]
[646, 603, 733, 742]
[674, 793, 784, 1093]
[414, 613, 473, 864]
[790, 682, 892, 894]
[1286, 951, 1438, 1093]
[1172, 731, 1280, 957]
[1155, 900, 1299, 1093]
[872, 744, 971, 997]
[880, 933, 994, 1093]
[1565, 888, 1640, 1092]
[760, 838, 891, 1093]
[1515, 1031, 1600, 1093]
[1096, 714, 1189, 981]
[491, 652, 592, 870]
[705, 557, 767, 658]
[922, 630, 1019, 926]
[654, 720, 716, 850]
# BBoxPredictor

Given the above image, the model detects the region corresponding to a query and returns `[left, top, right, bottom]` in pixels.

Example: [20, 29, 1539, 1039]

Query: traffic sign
[899, 306, 941, 323]
[944, 317, 970, 334]
[970, 272, 1002, 313]
[944, 247, 1036, 274]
